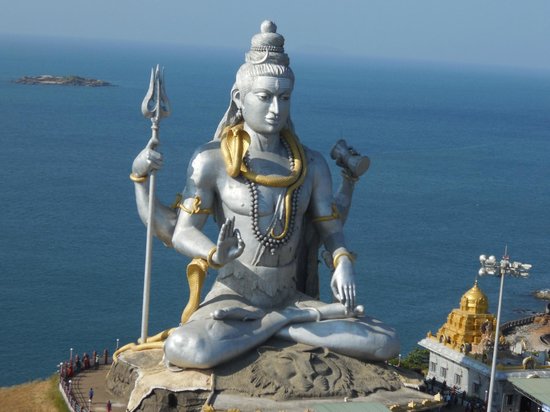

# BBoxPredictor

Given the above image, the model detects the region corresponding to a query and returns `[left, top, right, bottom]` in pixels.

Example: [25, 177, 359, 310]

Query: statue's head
[215, 21, 295, 139]
[235, 20, 294, 96]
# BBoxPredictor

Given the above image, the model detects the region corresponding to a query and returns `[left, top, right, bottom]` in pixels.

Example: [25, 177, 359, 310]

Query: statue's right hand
[132, 137, 163, 177]
[213, 217, 245, 266]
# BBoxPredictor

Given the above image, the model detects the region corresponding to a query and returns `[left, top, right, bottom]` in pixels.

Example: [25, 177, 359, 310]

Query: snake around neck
[220, 124, 308, 253]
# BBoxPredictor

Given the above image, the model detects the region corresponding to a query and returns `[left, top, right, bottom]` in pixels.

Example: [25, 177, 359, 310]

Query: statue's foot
[211, 306, 266, 321]
[316, 303, 364, 320]
[276, 309, 400, 362]
[281, 303, 365, 324]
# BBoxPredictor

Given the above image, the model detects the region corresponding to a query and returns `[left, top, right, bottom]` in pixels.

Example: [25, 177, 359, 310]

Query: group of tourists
[58, 348, 113, 411]
[425, 376, 489, 412]
[59, 349, 110, 380]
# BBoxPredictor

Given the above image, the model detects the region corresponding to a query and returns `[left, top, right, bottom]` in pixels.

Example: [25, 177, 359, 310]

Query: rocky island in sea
[534, 289, 550, 301]
[14, 75, 112, 87]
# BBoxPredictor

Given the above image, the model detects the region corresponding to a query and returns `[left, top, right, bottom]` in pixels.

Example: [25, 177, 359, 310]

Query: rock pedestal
[106, 339, 434, 412]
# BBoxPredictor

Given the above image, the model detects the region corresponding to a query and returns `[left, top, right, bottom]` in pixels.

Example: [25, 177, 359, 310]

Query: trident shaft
[140, 65, 171, 344]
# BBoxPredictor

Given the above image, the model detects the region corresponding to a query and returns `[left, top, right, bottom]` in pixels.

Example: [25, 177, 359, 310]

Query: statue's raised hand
[212, 217, 246, 266]
[330, 258, 356, 313]
[132, 137, 163, 178]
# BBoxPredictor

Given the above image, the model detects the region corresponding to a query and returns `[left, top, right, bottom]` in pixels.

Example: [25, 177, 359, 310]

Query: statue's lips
[265, 116, 280, 125]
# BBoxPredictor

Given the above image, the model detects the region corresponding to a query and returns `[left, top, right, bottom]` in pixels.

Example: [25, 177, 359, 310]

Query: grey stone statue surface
[130, 21, 399, 370]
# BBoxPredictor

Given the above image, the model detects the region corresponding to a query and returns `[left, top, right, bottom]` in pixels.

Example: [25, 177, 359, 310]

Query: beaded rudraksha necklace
[220, 124, 307, 254]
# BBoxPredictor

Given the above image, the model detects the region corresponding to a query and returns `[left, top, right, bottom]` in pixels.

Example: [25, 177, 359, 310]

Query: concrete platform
[94, 340, 442, 412]
[72, 363, 441, 412]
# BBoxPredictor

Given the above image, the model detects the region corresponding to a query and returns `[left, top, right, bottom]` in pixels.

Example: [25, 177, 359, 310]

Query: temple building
[419, 281, 550, 412]
[434, 280, 496, 353]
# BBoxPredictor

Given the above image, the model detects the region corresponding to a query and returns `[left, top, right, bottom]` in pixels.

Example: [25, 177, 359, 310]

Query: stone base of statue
[106, 338, 437, 412]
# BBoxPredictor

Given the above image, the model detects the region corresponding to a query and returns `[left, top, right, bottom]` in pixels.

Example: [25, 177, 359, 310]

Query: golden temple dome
[431, 280, 495, 352]
[460, 280, 489, 314]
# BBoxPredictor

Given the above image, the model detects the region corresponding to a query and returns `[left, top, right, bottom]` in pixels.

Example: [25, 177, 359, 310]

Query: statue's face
[240, 76, 292, 135]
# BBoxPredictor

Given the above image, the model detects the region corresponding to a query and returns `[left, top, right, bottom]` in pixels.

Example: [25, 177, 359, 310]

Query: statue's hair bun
[246, 20, 289, 66]
[261, 20, 277, 33]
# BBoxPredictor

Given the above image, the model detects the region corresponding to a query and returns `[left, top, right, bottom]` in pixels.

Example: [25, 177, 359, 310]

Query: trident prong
[141, 65, 171, 146]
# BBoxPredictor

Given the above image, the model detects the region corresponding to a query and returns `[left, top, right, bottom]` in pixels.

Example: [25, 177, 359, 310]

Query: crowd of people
[425, 377, 487, 412]
[58, 348, 112, 412]
[59, 349, 109, 380]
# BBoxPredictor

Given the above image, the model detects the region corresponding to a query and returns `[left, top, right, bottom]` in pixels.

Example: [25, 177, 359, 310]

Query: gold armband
[312, 204, 341, 223]
[333, 251, 355, 268]
[207, 247, 223, 269]
[129, 173, 148, 183]
[178, 196, 213, 215]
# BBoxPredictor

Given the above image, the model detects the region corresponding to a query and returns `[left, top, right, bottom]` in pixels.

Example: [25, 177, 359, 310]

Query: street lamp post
[478, 248, 532, 412]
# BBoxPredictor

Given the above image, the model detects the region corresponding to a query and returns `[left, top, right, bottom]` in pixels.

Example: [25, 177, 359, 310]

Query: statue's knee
[373, 331, 400, 361]
[349, 320, 400, 361]
[164, 328, 214, 369]
[164, 330, 187, 363]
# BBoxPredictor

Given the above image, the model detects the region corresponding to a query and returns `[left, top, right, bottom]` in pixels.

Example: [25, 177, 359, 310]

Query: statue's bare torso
[188, 140, 316, 269]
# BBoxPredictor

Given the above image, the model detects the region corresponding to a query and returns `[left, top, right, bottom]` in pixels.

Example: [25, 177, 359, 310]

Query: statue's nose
[269, 96, 280, 114]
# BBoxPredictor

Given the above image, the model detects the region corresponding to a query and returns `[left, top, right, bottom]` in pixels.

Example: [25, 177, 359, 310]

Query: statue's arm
[131, 142, 177, 247]
[170, 145, 244, 264]
[308, 150, 356, 310]
[308, 150, 348, 253]
[334, 176, 356, 225]
[329, 139, 369, 224]
[171, 148, 218, 260]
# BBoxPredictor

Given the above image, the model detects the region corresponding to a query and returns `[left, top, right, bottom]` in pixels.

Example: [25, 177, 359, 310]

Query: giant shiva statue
[129, 21, 399, 369]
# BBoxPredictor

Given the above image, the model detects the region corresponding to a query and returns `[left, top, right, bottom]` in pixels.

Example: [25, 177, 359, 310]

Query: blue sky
[2, 0, 550, 71]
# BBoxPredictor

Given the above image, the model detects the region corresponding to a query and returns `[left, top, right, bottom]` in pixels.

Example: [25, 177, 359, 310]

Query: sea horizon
[3, 32, 550, 79]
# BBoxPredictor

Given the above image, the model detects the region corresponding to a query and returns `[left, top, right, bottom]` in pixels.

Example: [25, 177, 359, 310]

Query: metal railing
[59, 378, 89, 412]
[500, 314, 541, 334]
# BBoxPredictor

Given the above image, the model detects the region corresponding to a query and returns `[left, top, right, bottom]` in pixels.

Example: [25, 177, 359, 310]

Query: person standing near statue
[130, 21, 399, 369]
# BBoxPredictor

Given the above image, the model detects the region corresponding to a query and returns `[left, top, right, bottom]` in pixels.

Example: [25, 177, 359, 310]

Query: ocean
[0, 34, 549, 387]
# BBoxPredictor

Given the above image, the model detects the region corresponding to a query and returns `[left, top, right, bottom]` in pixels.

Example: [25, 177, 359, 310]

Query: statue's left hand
[213, 217, 246, 266]
[132, 137, 163, 177]
[330, 258, 356, 313]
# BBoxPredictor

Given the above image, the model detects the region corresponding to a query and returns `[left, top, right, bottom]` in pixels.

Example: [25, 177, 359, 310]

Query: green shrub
[389, 347, 430, 373]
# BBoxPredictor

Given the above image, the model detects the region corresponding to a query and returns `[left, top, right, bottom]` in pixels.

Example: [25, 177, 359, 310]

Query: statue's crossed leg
[164, 301, 399, 369]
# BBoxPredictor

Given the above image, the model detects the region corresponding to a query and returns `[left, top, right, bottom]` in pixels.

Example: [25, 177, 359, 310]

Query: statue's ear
[231, 89, 242, 109]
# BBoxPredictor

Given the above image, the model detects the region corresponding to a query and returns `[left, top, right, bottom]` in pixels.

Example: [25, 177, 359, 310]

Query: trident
[139, 65, 171, 344]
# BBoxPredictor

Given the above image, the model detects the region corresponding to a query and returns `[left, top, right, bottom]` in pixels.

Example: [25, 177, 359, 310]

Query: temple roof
[431, 280, 495, 352]
[460, 280, 489, 314]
